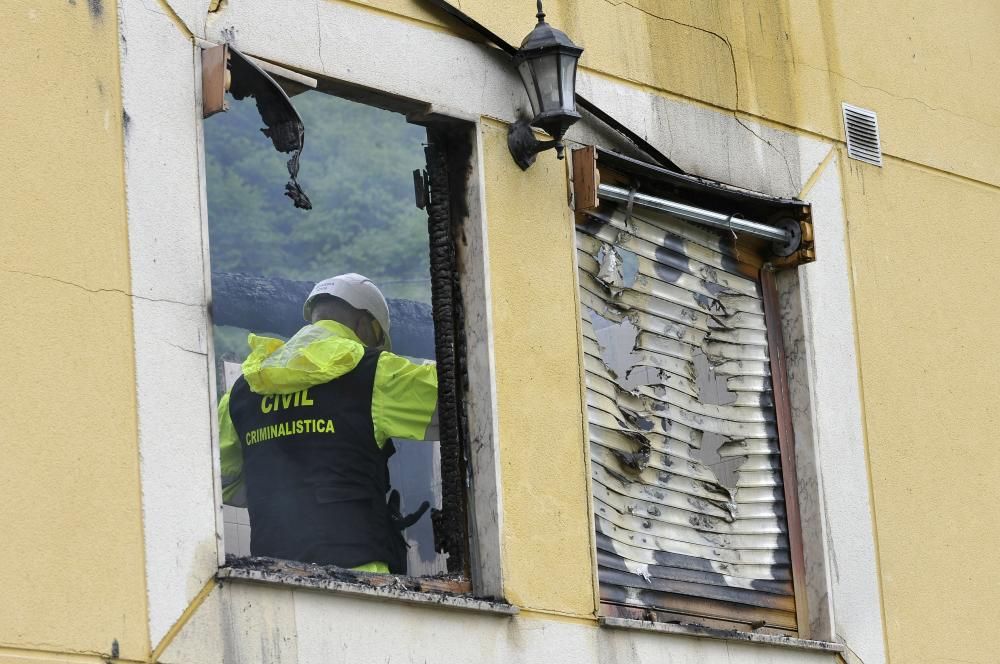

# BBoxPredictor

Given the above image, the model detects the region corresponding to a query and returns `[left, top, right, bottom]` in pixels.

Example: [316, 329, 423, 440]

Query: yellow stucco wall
[817, 4, 1000, 662]
[372, 0, 998, 185]
[480, 120, 598, 618]
[0, 1, 149, 662]
[456, 1, 1000, 659]
[841, 157, 1000, 662]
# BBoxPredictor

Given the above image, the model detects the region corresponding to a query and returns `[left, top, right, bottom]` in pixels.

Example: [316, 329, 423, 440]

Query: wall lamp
[508, 1, 584, 170]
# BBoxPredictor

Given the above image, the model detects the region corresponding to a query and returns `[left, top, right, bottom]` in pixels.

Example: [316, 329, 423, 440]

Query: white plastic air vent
[842, 103, 882, 166]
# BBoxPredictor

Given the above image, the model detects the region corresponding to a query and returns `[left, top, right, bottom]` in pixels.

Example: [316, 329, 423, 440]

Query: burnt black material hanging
[228, 47, 312, 210]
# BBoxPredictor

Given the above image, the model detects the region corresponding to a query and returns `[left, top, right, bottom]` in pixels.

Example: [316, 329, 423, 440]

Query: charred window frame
[411, 114, 503, 597]
[419, 123, 472, 579]
[571, 147, 815, 638]
[203, 47, 498, 597]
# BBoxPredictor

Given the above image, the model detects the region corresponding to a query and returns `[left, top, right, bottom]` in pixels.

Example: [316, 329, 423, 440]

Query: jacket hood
[241, 320, 366, 395]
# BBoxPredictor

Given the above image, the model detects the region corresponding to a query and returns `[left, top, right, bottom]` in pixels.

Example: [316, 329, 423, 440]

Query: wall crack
[792, 61, 998, 130]
[600, 0, 796, 190]
[315, 0, 329, 73]
[164, 340, 208, 356]
[610, 0, 996, 133]
[3, 269, 203, 308]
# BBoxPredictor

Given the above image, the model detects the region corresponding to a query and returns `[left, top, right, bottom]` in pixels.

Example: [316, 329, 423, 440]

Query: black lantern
[508, 1, 584, 170]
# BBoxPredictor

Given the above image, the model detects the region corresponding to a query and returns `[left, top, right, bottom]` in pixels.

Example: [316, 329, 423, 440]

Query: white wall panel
[119, 0, 220, 648]
[783, 155, 887, 664]
[205, 0, 523, 125]
[166, 584, 839, 664]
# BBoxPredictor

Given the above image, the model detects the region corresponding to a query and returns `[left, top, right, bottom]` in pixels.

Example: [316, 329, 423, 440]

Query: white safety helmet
[303, 273, 391, 350]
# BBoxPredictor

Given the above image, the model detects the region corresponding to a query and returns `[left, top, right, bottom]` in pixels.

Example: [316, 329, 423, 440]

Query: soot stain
[702, 279, 726, 295]
[652, 244, 689, 283]
[578, 214, 606, 237]
[694, 292, 721, 313]
[88, 0, 103, 19]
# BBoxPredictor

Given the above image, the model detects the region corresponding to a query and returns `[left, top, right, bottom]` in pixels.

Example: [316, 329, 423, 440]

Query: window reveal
[577, 196, 804, 635]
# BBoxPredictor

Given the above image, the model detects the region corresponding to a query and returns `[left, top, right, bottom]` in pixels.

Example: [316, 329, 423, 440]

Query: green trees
[207, 90, 433, 370]
[206, 91, 431, 303]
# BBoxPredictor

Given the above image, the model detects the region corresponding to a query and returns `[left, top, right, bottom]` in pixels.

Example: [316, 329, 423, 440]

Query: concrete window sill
[600, 617, 845, 654]
[218, 559, 518, 616]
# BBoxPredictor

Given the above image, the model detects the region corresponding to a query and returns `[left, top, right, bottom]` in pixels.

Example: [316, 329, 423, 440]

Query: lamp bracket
[508, 119, 563, 171]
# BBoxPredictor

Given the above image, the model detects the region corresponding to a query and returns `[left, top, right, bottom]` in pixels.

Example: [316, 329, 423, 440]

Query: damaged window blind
[577, 196, 801, 635]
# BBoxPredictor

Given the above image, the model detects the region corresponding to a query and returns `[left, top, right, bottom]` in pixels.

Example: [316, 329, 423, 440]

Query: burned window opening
[207, 85, 469, 581]
[576, 168, 805, 636]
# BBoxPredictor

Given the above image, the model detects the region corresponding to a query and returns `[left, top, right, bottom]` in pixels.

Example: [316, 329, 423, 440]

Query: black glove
[387, 489, 430, 531]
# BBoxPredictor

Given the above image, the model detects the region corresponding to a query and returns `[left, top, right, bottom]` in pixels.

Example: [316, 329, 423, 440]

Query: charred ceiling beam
[210, 271, 435, 359]
[419, 0, 682, 173]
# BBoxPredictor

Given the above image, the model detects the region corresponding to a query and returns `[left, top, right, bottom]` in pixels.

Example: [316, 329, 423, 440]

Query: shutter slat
[578, 201, 801, 634]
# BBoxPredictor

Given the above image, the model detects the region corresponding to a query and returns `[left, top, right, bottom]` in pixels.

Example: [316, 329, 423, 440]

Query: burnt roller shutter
[574, 152, 811, 636]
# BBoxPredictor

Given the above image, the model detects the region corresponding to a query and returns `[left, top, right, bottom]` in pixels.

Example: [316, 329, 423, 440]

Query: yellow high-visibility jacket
[218, 319, 438, 573]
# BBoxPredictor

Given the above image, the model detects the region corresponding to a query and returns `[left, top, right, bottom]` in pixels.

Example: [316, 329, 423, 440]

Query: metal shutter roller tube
[598, 184, 792, 244]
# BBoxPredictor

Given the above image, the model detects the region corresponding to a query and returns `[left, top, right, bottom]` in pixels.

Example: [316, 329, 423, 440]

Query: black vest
[227, 348, 402, 570]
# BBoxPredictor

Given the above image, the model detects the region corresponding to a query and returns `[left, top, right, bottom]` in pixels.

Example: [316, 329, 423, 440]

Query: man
[218, 273, 438, 574]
